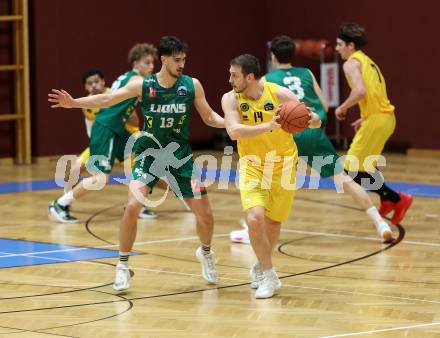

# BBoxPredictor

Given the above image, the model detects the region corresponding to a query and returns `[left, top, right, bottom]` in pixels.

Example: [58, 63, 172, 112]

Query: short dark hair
[270, 35, 295, 63]
[128, 43, 157, 64]
[82, 68, 104, 84]
[230, 54, 261, 79]
[338, 22, 367, 49]
[157, 36, 188, 58]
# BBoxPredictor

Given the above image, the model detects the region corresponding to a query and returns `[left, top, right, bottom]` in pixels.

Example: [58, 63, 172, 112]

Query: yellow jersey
[82, 87, 111, 121]
[235, 82, 296, 166]
[347, 50, 395, 119]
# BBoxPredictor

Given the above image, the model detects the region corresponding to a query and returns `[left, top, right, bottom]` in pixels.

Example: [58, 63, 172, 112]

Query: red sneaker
[379, 200, 395, 217]
[391, 193, 413, 225]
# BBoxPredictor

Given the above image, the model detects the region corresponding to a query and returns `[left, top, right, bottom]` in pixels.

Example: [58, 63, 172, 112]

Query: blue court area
[1, 168, 440, 198]
[0, 238, 120, 269]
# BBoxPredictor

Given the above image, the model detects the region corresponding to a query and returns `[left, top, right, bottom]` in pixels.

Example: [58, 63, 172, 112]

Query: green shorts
[87, 122, 131, 174]
[132, 142, 207, 199]
[294, 128, 344, 178]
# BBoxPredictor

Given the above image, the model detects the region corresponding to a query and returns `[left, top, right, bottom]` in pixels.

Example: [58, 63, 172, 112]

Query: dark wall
[264, 0, 439, 149]
[30, 0, 266, 156]
[0, 0, 15, 157]
[3, 0, 439, 158]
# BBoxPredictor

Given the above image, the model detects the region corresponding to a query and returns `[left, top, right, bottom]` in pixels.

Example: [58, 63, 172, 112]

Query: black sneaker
[48, 199, 78, 223]
[138, 207, 157, 219]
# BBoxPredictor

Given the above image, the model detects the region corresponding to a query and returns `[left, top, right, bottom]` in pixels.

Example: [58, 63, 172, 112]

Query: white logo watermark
[55, 132, 388, 207]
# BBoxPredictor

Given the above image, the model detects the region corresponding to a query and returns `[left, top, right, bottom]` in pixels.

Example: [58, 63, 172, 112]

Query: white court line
[0, 234, 229, 259]
[281, 228, 440, 248]
[4, 245, 440, 320]
[1, 228, 440, 260]
[130, 266, 440, 305]
[0, 247, 87, 259]
[5, 253, 440, 307]
[281, 229, 381, 242]
[319, 322, 440, 337]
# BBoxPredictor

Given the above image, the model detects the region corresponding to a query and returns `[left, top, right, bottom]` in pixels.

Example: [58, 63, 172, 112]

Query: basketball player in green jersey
[49, 43, 158, 223]
[49, 36, 225, 291]
[230, 35, 393, 246]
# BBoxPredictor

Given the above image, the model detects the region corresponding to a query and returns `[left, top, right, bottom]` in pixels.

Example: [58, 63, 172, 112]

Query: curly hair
[128, 43, 157, 64]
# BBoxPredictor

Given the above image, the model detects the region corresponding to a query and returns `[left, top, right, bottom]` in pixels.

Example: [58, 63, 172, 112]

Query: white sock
[119, 251, 130, 267]
[366, 206, 384, 228]
[58, 191, 74, 207]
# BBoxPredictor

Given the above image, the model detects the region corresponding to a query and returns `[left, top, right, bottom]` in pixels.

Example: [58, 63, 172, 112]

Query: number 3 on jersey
[283, 76, 305, 100]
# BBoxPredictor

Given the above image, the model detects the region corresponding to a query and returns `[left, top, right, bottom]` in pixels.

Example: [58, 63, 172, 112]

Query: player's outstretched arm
[221, 91, 279, 140]
[193, 78, 225, 128]
[48, 78, 143, 109]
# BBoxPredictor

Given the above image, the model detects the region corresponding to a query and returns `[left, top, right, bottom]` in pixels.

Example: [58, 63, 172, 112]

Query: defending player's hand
[48, 89, 76, 108]
[351, 118, 362, 132]
[307, 111, 322, 129]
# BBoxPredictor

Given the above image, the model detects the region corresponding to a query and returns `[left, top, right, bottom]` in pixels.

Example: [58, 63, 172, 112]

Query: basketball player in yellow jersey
[335, 22, 412, 225]
[222, 54, 321, 298]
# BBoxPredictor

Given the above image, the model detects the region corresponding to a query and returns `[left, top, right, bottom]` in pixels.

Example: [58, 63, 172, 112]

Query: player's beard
[233, 82, 247, 93]
[167, 66, 182, 79]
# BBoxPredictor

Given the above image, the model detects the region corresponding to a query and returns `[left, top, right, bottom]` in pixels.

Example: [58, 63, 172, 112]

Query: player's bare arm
[221, 91, 279, 141]
[276, 85, 321, 129]
[335, 58, 365, 120]
[193, 78, 225, 128]
[48, 77, 143, 109]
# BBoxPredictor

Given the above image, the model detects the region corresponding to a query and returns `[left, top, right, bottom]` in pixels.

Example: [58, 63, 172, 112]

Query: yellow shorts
[344, 113, 396, 172]
[239, 157, 297, 223]
[77, 147, 134, 168]
[77, 147, 90, 166]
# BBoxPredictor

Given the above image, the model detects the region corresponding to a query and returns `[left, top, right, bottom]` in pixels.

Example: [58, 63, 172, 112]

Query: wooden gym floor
[0, 151, 439, 337]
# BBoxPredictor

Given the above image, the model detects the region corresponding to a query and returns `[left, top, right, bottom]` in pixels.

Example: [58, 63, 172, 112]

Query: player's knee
[196, 206, 213, 224]
[247, 211, 264, 230]
[126, 198, 142, 216]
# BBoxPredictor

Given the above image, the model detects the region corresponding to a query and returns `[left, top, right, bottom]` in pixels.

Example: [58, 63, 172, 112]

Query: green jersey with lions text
[139, 73, 194, 148]
[94, 70, 138, 135]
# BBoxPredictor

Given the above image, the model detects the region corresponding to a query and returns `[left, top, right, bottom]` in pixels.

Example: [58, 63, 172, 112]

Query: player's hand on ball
[268, 111, 281, 131]
[48, 89, 76, 108]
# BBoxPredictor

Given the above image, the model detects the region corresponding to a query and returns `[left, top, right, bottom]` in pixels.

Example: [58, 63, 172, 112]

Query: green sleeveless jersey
[138, 73, 195, 149]
[94, 70, 138, 135]
[265, 67, 327, 126]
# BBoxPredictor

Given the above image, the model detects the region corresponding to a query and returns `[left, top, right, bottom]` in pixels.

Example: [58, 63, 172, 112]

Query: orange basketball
[278, 101, 311, 134]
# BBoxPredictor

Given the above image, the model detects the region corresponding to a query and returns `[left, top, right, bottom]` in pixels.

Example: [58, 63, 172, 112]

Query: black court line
[0, 225, 404, 317]
[0, 197, 408, 318]
[0, 194, 410, 337]
[0, 281, 114, 300]
[0, 324, 78, 338]
[0, 284, 133, 335]
[278, 223, 404, 278]
[84, 202, 123, 245]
